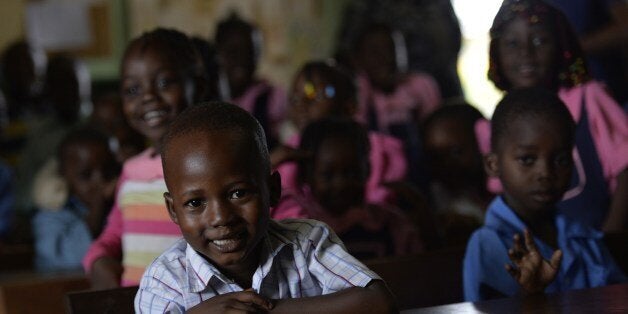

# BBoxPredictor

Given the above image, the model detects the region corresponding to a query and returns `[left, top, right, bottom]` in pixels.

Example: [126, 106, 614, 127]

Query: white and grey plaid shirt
[135, 219, 380, 313]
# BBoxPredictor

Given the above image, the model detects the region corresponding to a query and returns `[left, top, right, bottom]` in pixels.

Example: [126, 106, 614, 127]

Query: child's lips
[210, 231, 247, 253]
[142, 109, 168, 127]
[531, 190, 557, 203]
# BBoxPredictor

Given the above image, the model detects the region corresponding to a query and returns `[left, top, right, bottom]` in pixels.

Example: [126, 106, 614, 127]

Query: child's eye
[184, 199, 204, 208]
[517, 155, 536, 166]
[156, 78, 173, 89]
[123, 85, 140, 97]
[229, 189, 248, 200]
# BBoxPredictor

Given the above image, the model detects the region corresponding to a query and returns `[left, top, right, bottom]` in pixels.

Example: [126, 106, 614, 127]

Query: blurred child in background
[33, 128, 119, 271]
[89, 92, 145, 163]
[275, 61, 407, 206]
[282, 118, 422, 260]
[422, 104, 492, 246]
[82, 28, 207, 288]
[214, 13, 287, 149]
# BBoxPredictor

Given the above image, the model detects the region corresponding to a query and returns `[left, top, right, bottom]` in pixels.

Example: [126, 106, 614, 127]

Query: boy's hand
[505, 229, 562, 295]
[188, 289, 273, 314]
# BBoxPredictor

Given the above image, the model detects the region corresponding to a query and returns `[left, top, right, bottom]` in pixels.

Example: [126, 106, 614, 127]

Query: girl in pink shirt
[274, 61, 408, 206]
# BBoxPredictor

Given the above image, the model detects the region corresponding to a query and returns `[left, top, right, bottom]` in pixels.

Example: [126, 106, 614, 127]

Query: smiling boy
[134, 102, 396, 313]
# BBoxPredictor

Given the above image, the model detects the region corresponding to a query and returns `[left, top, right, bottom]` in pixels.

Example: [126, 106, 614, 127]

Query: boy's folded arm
[270, 280, 397, 314]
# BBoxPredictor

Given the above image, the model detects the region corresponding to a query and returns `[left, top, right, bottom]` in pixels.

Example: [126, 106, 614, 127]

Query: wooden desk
[0, 270, 89, 314]
[403, 283, 628, 313]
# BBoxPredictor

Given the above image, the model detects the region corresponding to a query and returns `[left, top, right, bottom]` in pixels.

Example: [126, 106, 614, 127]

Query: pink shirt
[355, 72, 441, 132]
[231, 80, 287, 139]
[476, 81, 628, 193]
[276, 131, 408, 205]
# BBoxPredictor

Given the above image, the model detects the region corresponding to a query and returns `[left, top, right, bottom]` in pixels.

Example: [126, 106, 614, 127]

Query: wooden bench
[65, 286, 138, 314]
[364, 247, 466, 310]
[0, 271, 89, 314]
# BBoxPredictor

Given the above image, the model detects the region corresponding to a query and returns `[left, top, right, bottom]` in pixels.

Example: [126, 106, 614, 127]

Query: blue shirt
[32, 197, 92, 271]
[135, 219, 381, 313]
[463, 197, 626, 302]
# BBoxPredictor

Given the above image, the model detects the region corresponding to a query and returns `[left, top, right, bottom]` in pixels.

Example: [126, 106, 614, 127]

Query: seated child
[32, 128, 120, 271]
[214, 13, 287, 149]
[422, 104, 492, 246]
[276, 60, 407, 205]
[351, 23, 441, 134]
[277, 118, 422, 260]
[478, 0, 628, 232]
[135, 102, 396, 313]
[463, 88, 626, 302]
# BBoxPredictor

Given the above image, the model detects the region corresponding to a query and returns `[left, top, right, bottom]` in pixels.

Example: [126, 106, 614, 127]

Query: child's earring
[484, 153, 500, 177]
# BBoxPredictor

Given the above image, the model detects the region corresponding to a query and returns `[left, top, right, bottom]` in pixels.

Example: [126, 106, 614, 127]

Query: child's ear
[164, 192, 180, 225]
[268, 171, 282, 207]
[484, 152, 500, 177]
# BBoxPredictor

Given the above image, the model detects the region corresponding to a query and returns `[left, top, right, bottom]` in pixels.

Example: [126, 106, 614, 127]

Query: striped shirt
[134, 219, 381, 313]
[82, 148, 181, 285]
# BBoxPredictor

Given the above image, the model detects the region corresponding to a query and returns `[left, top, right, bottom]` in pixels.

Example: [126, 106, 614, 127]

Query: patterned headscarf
[488, 0, 589, 91]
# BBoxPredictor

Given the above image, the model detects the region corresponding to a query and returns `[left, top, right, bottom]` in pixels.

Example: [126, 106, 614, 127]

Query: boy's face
[163, 129, 280, 273]
[289, 73, 347, 131]
[307, 138, 368, 216]
[120, 46, 191, 146]
[424, 118, 482, 188]
[486, 116, 572, 216]
[498, 17, 557, 89]
[60, 142, 119, 207]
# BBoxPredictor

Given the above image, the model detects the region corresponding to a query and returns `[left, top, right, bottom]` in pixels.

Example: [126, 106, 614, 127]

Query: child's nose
[141, 83, 157, 103]
[205, 199, 236, 227]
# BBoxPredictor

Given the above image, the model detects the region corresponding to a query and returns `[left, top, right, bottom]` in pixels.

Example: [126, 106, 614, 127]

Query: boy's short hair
[162, 101, 270, 173]
[491, 87, 575, 152]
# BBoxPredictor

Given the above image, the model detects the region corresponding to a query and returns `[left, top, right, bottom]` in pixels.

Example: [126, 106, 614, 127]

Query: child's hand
[188, 289, 273, 314]
[505, 229, 562, 295]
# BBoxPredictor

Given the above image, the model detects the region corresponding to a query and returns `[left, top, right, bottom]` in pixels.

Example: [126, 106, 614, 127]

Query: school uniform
[463, 196, 626, 302]
[474, 81, 628, 229]
[135, 219, 380, 312]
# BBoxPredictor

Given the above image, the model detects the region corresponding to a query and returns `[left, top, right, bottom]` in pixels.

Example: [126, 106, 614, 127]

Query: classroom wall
[0, 0, 25, 53]
[0, 0, 348, 88]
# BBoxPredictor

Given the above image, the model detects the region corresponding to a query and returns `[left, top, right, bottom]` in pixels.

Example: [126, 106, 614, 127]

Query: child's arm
[270, 280, 396, 313]
[185, 290, 273, 314]
[505, 229, 562, 295]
